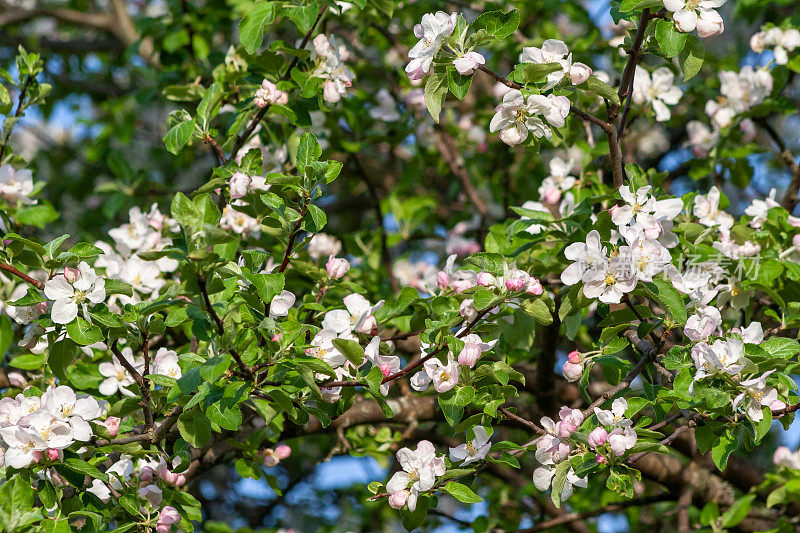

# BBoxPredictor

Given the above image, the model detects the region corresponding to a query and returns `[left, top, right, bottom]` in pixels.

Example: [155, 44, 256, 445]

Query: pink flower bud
[7, 372, 27, 388]
[568, 351, 582, 364]
[275, 444, 291, 460]
[157, 506, 180, 532]
[587, 427, 609, 448]
[406, 67, 426, 81]
[389, 490, 410, 509]
[596, 454, 607, 465]
[326, 256, 351, 279]
[526, 278, 543, 295]
[562, 362, 583, 382]
[505, 271, 529, 292]
[322, 81, 341, 103]
[457, 343, 482, 368]
[477, 272, 496, 287]
[46, 448, 61, 461]
[140, 466, 155, 482]
[271, 333, 281, 342]
[32, 451, 42, 463]
[452, 278, 476, 293]
[380, 363, 392, 377]
[437, 271, 449, 289]
[63, 266, 80, 283]
[138, 484, 163, 507]
[543, 187, 562, 205]
[104, 416, 121, 438]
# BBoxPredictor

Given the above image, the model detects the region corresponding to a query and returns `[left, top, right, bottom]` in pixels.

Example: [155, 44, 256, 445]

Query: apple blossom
[587, 427, 609, 448]
[608, 427, 638, 456]
[457, 333, 497, 367]
[321, 293, 383, 334]
[449, 426, 491, 465]
[733, 370, 779, 422]
[326, 256, 351, 279]
[307, 233, 342, 259]
[632, 66, 683, 122]
[386, 440, 445, 511]
[405, 12, 457, 78]
[270, 290, 296, 318]
[594, 398, 632, 428]
[156, 506, 181, 533]
[664, 0, 725, 37]
[0, 164, 36, 205]
[693, 186, 734, 230]
[253, 79, 288, 107]
[453, 51, 485, 75]
[44, 262, 106, 324]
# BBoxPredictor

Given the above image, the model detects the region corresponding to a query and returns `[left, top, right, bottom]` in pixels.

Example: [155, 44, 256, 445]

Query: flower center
[604, 274, 617, 287]
[466, 442, 477, 455]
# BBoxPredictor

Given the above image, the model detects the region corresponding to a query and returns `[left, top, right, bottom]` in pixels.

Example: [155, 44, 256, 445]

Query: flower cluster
[310, 34, 355, 103]
[490, 90, 570, 146]
[387, 440, 445, 511]
[750, 26, 800, 65]
[0, 386, 104, 468]
[533, 407, 588, 501]
[519, 39, 592, 87]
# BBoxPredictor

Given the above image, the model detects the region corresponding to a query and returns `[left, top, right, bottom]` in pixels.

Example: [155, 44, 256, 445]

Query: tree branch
[0, 262, 44, 289]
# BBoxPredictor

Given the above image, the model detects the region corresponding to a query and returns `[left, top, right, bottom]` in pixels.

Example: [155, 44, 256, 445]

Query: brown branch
[434, 128, 490, 218]
[278, 196, 310, 273]
[202, 134, 227, 165]
[498, 406, 546, 435]
[197, 274, 252, 377]
[581, 353, 649, 419]
[477, 64, 522, 90]
[0, 262, 44, 290]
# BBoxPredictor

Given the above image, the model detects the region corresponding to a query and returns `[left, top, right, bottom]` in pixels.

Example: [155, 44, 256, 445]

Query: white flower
[582, 253, 637, 304]
[87, 479, 111, 503]
[307, 329, 353, 369]
[693, 186, 734, 230]
[307, 233, 341, 260]
[594, 398, 632, 428]
[41, 386, 102, 441]
[0, 425, 46, 468]
[490, 91, 568, 146]
[690, 338, 745, 390]
[664, 0, 725, 37]
[386, 440, 445, 511]
[0, 164, 36, 205]
[311, 35, 355, 102]
[364, 336, 400, 395]
[632, 66, 682, 122]
[607, 427, 638, 456]
[449, 426, 491, 465]
[321, 294, 383, 334]
[107, 454, 134, 490]
[423, 355, 460, 393]
[519, 39, 592, 87]
[684, 306, 722, 341]
[152, 348, 182, 379]
[220, 206, 260, 236]
[118, 255, 164, 295]
[99, 348, 143, 397]
[270, 290, 296, 318]
[744, 188, 780, 229]
[520, 201, 551, 234]
[733, 371, 778, 422]
[44, 262, 106, 324]
[738, 322, 764, 344]
[405, 12, 457, 78]
[533, 465, 587, 501]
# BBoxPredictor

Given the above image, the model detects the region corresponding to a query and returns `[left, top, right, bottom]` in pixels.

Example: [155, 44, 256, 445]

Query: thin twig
[0, 262, 44, 289]
[278, 196, 310, 273]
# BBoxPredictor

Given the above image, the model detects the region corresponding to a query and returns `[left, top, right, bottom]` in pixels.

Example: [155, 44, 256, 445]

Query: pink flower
[156, 506, 181, 533]
[477, 272, 497, 287]
[406, 66, 426, 81]
[453, 52, 485, 75]
[505, 270, 530, 291]
[437, 271, 449, 289]
[568, 351, 582, 364]
[138, 484, 163, 507]
[254, 79, 288, 108]
[596, 454, 607, 465]
[389, 489, 410, 509]
[271, 333, 281, 342]
[140, 466, 155, 482]
[326, 256, 351, 279]
[275, 444, 291, 460]
[380, 363, 392, 376]
[526, 278, 543, 295]
[587, 427, 609, 448]
[46, 448, 61, 461]
[459, 299, 477, 321]
[457, 342, 482, 368]
[558, 407, 584, 438]
[63, 266, 81, 283]
[7, 372, 27, 388]
[104, 416, 121, 438]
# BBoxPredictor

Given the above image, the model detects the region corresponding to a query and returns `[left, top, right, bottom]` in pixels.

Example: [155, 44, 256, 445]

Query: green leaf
[239, 2, 276, 54]
[655, 19, 687, 58]
[332, 338, 365, 366]
[66, 318, 104, 346]
[471, 9, 520, 39]
[247, 272, 285, 306]
[424, 70, 448, 123]
[550, 460, 571, 507]
[306, 204, 327, 232]
[761, 337, 800, 359]
[578, 76, 620, 106]
[48, 338, 78, 381]
[163, 118, 195, 155]
[0, 476, 42, 532]
[711, 429, 737, 470]
[443, 481, 483, 503]
[447, 68, 472, 100]
[721, 494, 755, 527]
[678, 34, 704, 81]
[510, 62, 562, 85]
[645, 279, 687, 324]
[519, 298, 553, 325]
[618, 0, 662, 11]
[296, 132, 322, 174]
